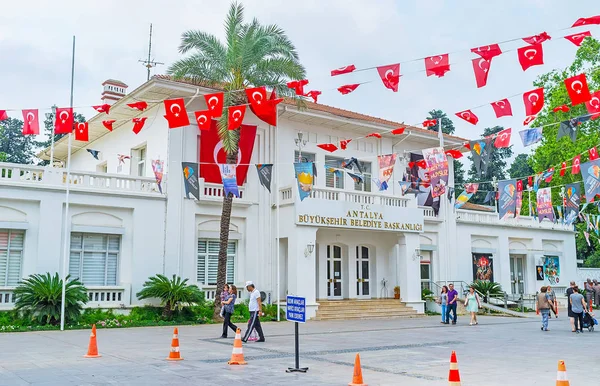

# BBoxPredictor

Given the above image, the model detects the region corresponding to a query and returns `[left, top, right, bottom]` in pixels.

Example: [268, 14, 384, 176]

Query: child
[219, 284, 230, 317]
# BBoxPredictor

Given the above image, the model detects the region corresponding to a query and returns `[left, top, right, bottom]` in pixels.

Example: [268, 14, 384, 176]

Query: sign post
[285, 295, 308, 373]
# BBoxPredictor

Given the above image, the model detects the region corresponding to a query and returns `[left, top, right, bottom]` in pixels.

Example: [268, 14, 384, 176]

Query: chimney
[101, 79, 128, 105]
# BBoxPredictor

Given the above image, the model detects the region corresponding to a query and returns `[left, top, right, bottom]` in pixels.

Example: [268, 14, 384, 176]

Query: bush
[470, 281, 504, 297]
[13, 273, 88, 325]
[136, 274, 204, 320]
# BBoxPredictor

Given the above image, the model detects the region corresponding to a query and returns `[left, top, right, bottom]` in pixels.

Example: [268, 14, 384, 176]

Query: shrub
[262, 303, 286, 321]
[469, 281, 504, 297]
[136, 274, 204, 319]
[13, 273, 88, 325]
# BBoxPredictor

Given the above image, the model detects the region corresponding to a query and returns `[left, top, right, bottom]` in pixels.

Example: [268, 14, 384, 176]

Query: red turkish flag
[227, 105, 246, 130]
[164, 98, 190, 128]
[564, 73, 592, 106]
[590, 147, 599, 161]
[553, 105, 570, 113]
[245, 86, 268, 108]
[246, 87, 282, 126]
[366, 132, 381, 139]
[523, 32, 551, 45]
[494, 128, 512, 148]
[204, 93, 224, 117]
[127, 101, 148, 111]
[423, 119, 437, 127]
[463, 142, 471, 150]
[560, 162, 567, 177]
[490, 99, 513, 118]
[527, 176, 533, 187]
[132, 117, 147, 134]
[317, 143, 338, 153]
[424, 54, 450, 77]
[194, 110, 212, 131]
[287, 79, 309, 96]
[472, 57, 492, 88]
[585, 90, 600, 118]
[471, 44, 502, 61]
[376, 64, 400, 92]
[544, 168, 555, 183]
[523, 88, 544, 116]
[331, 65, 356, 76]
[517, 44, 544, 71]
[572, 155, 581, 174]
[445, 149, 463, 159]
[340, 139, 351, 150]
[199, 119, 257, 185]
[54, 107, 74, 134]
[305, 90, 321, 103]
[74, 121, 89, 142]
[22, 109, 39, 135]
[523, 115, 536, 126]
[572, 15, 600, 27]
[416, 160, 427, 169]
[455, 110, 479, 125]
[391, 127, 405, 135]
[93, 104, 111, 114]
[0, 110, 7, 121]
[564, 31, 592, 46]
[516, 180, 523, 192]
[338, 84, 360, 95]
[102, 120, 115, 131]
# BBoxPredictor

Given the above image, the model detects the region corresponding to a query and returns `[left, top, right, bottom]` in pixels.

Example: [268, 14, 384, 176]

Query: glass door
[327, 245, 343, 299]
[356, 246, 370, 298]
[510, 256, 525, 294]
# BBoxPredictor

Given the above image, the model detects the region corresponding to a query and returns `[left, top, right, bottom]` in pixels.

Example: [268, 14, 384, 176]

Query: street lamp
[294, 132, 307, 162]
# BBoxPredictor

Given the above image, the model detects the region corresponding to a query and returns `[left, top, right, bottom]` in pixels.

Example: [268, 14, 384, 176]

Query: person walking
[536, 286, 551, 332]
[465, 286, 481, 326]
[242, 281, 265, 343]
[584, 279, 594, 311]
[437, 286, 449, 324]
[445, 283, 459, 325]
[566, 281, 576, 332]
[570, 286, 588, 333]
[221, 285, 238, 338]
[593, 280, 600, 308]
[546, 285, 558, 318]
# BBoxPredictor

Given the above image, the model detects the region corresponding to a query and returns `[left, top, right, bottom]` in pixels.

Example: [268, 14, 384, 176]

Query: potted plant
[393, 286, 401, 299]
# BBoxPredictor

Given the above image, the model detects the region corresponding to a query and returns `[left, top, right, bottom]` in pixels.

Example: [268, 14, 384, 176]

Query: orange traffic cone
[84, 324, 101, 358]
[556, 360, 570, 386]
[448, 351, 461, 386]
[348, 353, 367, 386]
[166, 327, 183, 361]
[228, 328, 247, 365]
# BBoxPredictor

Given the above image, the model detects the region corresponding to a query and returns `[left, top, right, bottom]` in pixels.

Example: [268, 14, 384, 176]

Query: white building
[0, 76, 576, 317]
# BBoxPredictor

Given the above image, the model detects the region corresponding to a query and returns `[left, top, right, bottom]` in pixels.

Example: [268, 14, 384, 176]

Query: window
[131, 146, 146, 177]
[354, 161, 372, 192]
[325, 156, 344, 189]
[197, 240, 235, 285]
[0, 229, 24, 286]
[69, 233, 120, 286]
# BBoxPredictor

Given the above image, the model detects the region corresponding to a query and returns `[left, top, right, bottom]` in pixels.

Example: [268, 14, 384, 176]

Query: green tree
[527, 37, 600, 266]
[0, 118, 37, 164]
[168, 2, 305, 316]
[508, 154, 534, 179]
[467, 126, 513, 204]
[425, 109, 466, 185]
[136, 274, 204, 320]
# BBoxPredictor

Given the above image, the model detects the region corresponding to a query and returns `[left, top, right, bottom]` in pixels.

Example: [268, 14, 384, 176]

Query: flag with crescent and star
[472, 57, 491, 88]
[471, 44, 502, 61]
[151, 159, 164, 194]
[21, 109, 39, 135]
[564, 31, 592, 46]
[127, 101, 148, 111]
[227, 105, 246, 131]
[494, 128, 511, 148]
[537, 187, 555, 223]
[219, 164, 240, 198]
[572, 155, 581, 175]
[204, 93, 224, 117]
[103, 120, 115, 131]
[581, 159, 600, 202]
[565, 73, 592, 106]
[565, 182, 581, 225]
[132, 117, 147, 134]
[331, 65, 356, 76]
[74, 122, 89, 142]
[245, 87, 282, 126]
[54, 107, 74, 134]
[287, 79, 309, 96]
[523, 88, 544, 116]
[572, 15, 600, 27]
[517, 43, 544, 71]
[182, 162, 200, 200]
[523, 32, 551, 45]
[498, 180, 517, 220]
[194, 110, 211, 131]
[455, 109, 479, 125]
[376, 64, 400, 92]
[490, 99, 512, 118]
[164, 98, 190, 128]
[424, 54, 450, 77]
[586, 90, 600, 118]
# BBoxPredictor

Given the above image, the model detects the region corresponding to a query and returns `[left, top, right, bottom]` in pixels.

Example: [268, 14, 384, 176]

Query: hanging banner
[498, 179, 517, 220]
[543, 256, 560, 285]
[378, 154, 397, 187]
[581, 159, 600, 202]
[470, 137, 494, 178]
[294, 162, 314, 202]
[565, 182, 580, 224]
[219, 164, 240, 198]
[455, 191, 473, 209]
[408, 153, 439, 215]
[422, 147, 449, 198]
[151, 160, 164, 194]
[537, 187, 555, 223]
[472, 253, 494, 282]
[182, 162, 200, 200]
[515, 191, 523, 219]
[256, 164, 273, 192]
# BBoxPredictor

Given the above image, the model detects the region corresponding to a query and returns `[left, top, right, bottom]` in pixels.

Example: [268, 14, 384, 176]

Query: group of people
[219, 281, 265, 343]
[437, 283, 482, 326]
[583, 278, 600, 310]
[536, 281, 596, 333]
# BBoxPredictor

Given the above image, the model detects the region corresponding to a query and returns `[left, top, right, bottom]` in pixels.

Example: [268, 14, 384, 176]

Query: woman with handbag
[437, 286, 449, 324]
[465, 286, 481, 326]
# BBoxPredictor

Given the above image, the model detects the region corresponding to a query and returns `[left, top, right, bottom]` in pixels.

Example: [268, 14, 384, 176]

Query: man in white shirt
[242, 281, 265, 343]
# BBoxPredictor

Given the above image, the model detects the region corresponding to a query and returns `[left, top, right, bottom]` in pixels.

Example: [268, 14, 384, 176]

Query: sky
[0, 0, 598, 170]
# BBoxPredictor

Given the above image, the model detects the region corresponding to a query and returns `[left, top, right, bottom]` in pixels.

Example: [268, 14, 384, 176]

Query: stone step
[314, 313, 420, 321]
[316, 307, 417, 315]
[317, 303, 410, 310]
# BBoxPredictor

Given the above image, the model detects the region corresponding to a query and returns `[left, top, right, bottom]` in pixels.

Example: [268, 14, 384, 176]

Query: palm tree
[136, 274, 204, 320]
[169, 2, 305, 317]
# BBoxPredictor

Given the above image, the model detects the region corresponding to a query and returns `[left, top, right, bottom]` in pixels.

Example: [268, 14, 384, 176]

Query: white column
[287, 226, 318, 318]
[396, 233, 424, 313]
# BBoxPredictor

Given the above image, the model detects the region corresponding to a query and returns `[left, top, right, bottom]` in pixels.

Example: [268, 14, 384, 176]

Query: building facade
[0, 76, 576, 317]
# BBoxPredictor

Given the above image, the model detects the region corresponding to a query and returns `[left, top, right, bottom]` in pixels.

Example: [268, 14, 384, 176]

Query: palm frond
[224, 2, 245, 61]
[178, 30, 227, 60]
[168, 54, 228, 84]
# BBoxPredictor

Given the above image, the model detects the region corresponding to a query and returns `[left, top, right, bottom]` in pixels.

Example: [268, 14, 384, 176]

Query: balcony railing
[0, 286, 127, 310]
[0, 162, 163, 196]
[202, 181, 245, 200]
[279, 185, 413, 208]
[456, 209, 574, 231]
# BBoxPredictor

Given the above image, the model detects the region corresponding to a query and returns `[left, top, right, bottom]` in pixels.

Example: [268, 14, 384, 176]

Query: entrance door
[356, 246, 371, 298]
[327, 245, 343, 299]
[420, 251, 432, 291]
[510, 255, 525, 294]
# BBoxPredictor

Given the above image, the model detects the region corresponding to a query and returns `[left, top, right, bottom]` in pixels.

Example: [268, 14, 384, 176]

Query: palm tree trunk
[214, 151, 237, 318]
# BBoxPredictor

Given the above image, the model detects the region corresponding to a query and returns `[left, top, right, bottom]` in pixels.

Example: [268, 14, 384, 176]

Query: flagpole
[438, 119, 451, 285]
[275, 106, 281, 321]
[60, 36, 76, 331]
[49, 105, 57, 167]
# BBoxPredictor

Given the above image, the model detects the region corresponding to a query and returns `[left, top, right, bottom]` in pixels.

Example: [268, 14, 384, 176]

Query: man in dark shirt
[566, 281, 575, 332]
[445, 283, 459, 324]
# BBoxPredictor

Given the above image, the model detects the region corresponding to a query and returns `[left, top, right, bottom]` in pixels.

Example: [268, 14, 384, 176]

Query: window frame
[325, 156, 345, 189]
[353, 160, 372, 192]
[0, 229, 24, 286]
[197, 239, 236, 286]
[69, 232, 121, 286]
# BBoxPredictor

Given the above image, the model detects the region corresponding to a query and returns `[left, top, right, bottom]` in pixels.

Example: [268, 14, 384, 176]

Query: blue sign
[286, 296, 306, 323]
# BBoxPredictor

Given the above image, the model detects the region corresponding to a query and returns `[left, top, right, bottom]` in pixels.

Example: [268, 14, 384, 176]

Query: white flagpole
[60, 36, 76, 331]
[275, 106, 281, 321]
[439, 119, 450, 285]
[49, 105, 57, 167]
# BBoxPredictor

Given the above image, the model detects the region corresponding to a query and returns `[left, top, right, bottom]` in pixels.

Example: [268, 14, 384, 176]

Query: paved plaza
[0, 313, 597, 385]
